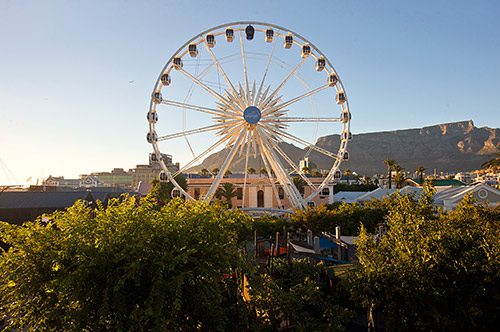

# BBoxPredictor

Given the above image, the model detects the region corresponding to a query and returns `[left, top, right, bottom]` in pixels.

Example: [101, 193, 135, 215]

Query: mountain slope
[188, 120, 499, 175]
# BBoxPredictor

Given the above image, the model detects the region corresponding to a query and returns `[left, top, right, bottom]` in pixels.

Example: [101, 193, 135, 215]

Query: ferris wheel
[147, 22, 351, 209]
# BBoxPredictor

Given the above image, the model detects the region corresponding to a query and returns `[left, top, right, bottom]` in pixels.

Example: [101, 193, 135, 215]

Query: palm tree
[224, 170, 232, 178]
[259, 168, 268, 176]
[199, 168, 209, 177]
[212, 168, 220, 176]
[293, 176, 306, 196]
[416, 166, 425, 184]
[393, 163, 405, 189]
[247, 167, 256, 175]
[216, 183, 237, 208]
[343, 168, 352, 185]
[384, 159, 395, 189]
[312, 170, 322, 177]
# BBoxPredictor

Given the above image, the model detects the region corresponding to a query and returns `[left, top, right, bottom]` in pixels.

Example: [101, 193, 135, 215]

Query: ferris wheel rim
[147, 21, 351, 209]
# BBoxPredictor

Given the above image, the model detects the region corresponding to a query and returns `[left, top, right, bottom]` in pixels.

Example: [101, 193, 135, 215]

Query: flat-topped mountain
[189, 120, 499, 175]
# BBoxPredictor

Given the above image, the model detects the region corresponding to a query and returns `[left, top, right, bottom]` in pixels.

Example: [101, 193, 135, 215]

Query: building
[91, 168, 133, 189]
[131, 153, 179, 188]
[186, 175, 334, 209]
[0, 191, 94, 225]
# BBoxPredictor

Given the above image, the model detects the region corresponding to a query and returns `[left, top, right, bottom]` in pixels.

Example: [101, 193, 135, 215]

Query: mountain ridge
[188, 120, 499, 175]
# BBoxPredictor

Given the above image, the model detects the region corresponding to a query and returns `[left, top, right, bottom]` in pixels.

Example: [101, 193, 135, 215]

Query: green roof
[412, 179, 466, 186]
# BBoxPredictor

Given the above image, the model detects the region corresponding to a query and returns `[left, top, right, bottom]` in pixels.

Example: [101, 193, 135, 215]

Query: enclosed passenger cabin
[301, 44, 311, 58]
[147, 132, 158, 143]
[206, 34, 216, 47]
[245, 25, 255, 40]
[160, 73, 171, 86]
[328, 74, 338, 86]
[316, 57, 326, 71]
[336, 91, 346, 104]
[284, 34, 293, 48]
[188, 44, 198, 57]
[334, 170, 342, 179]
[265, 28, 274, 42]
[342, 131, 352, 141]
[340, 111, 351, 123]
[173, 57, 183, 70]
[343, 151, 349, 161]
[147, 111, 158, 123]
[159, 171, 168, 182]
[152, 92, 162, 103]
[150, 153, 158, 162]
[225, 28, 234, 42]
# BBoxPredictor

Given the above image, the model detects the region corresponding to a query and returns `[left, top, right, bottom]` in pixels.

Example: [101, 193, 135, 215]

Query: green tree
[224, 170, 232, 178]
[250, 259, 353, 331]
[199, 168, 210, 177]
[416, 165, 425, 183]
[301, 166, 309, 174]
[292, 176, 306, 196]
[0, 198, 253, 331]
[384, 159, 395, 189]
[247, 167, 256, 175]
[259, 168, 267, 176]
[212, 168, 220, 176]
[216, 182, 237, 208]
[352, 192, 500, 331]
[147, 174, 187, 206]
[343, 168, 352, 185]
[393, 163, 405, 189]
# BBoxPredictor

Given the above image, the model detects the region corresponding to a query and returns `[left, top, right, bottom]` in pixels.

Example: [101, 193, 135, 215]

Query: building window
[257, 190, 264, 208]
[307, 201, 315, 207]
[194, 188, 200, 199]
[321, 188, 330, 196]
[236, 188, 243, 200]
[278, 187, 284, 199]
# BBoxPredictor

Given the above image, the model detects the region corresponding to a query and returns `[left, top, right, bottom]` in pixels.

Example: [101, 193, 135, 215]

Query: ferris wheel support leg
[203, 131, 246, 203]
[257, 128, 304, 209]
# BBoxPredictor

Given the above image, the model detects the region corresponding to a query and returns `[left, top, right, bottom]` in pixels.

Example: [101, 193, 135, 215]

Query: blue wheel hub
[243, 106, 261, 124]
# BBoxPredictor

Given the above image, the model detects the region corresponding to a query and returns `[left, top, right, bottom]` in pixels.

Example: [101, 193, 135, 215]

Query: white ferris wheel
[147, 22, 351, 209]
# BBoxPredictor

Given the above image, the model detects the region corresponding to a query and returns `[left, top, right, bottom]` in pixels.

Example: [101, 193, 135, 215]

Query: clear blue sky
[1, 0, 499, 184]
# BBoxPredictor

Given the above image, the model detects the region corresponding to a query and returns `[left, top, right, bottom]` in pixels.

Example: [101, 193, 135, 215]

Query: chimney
[307, 229, 313, 246]
[313, 236, 320, 254]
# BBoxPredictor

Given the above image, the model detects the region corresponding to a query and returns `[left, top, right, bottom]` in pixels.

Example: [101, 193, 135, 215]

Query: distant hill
[188, 120, 499, 175]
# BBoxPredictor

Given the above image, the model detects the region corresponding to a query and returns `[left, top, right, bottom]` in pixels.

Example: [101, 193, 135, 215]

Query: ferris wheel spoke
[262, 84, 329, 116]
[259, 57, 308, 109]
[203, 131, 246, 202]
[203, 41, 244, 110]
[255, 130, 283, 209]
[178, 68, 241, 113]
[172, 126, 242, 177]
[263, 125, 340, 160]
[255, 38, 278, 105]
[239, 30, 250, 105]
[257, 128, 304, 208]
[157, 122, 237, 142]
[266, 137, 318, 190]
[241, 135, 251, 209]
[161, 99, 239, 118]
[261, 116, 341, 123]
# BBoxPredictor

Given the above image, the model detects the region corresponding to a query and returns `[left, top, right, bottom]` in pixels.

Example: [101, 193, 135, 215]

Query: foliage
[292, 202, 386, 236]
[384, 159, 395, 189]
[292, 176, 306, 195]
[250, 259, 353, 331]
[352, 193, 500, 331]
[147, 174, 187, 206]
[216, 182, 238, 208]
[0, 198, 253, 331]
[251, 215, 292, 239]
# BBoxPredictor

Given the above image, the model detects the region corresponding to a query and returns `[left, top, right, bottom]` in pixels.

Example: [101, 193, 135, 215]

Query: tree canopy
[0, 197, 252, 331]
